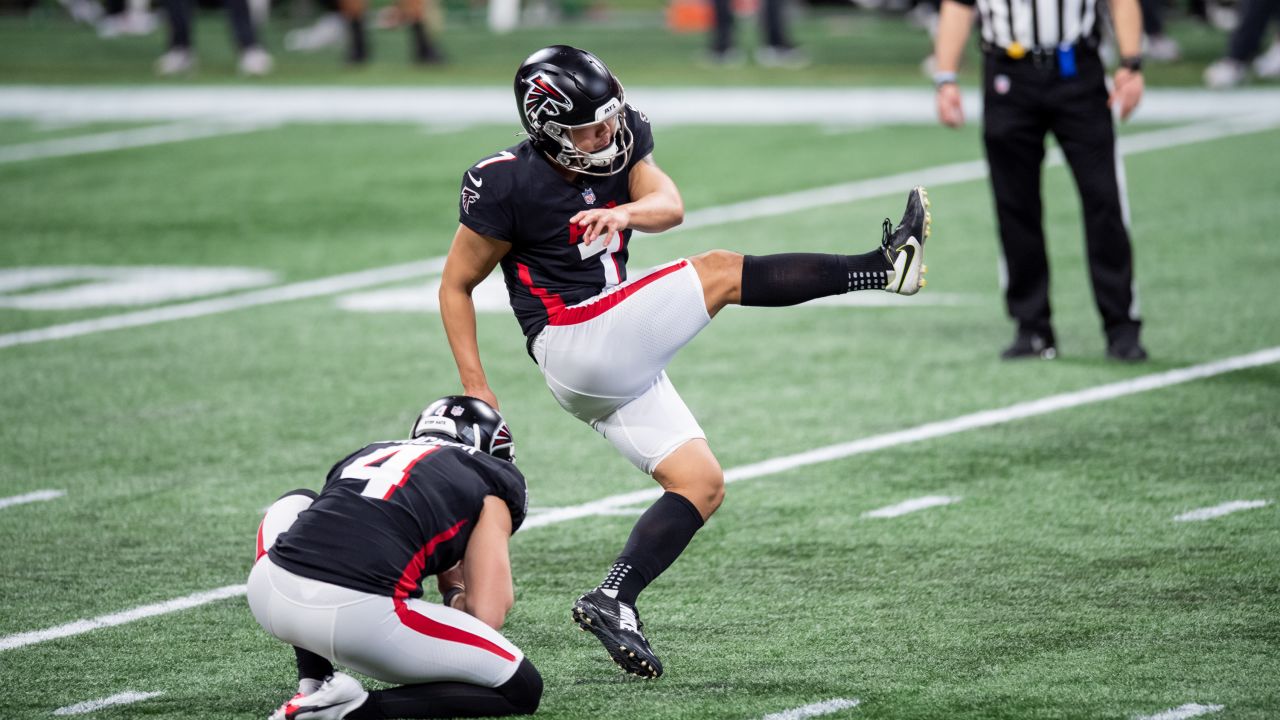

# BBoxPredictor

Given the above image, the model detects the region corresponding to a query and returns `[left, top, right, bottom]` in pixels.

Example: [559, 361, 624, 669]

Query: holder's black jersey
[457, 105, 656, 339]
[268, 437, 528, 599]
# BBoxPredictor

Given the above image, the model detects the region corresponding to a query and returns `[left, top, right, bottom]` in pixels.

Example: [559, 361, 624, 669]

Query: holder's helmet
[514, 45, 633, 176]
[411, 396, 515, 462]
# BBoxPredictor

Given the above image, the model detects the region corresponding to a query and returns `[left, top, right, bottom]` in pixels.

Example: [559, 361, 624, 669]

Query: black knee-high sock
[346, 658, 542, 719]
[293, 646, 333, 682]
[598, 492, 704, 605]
[740, 250, 891, 307]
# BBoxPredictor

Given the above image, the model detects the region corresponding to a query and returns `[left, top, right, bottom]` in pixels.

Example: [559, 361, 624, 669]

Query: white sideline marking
[1135, 703, 1224, 720]
[0, 259, 445, 350]
[0, 489, 65, 510]
[0, 584, 246, 651]
[654, 114, 1280, 238]
[526, 346, 1280, 528]
[862, 495, 960, 518]
[3, 347, 1278, 650]
[1, 116, 1275, 350]
[53, 691, 163, 716]
[3, 86, 1280, 125]
[1173, 500, 1269, 522]
[0, 121, 274, 165]
[759, 698, 861, 720]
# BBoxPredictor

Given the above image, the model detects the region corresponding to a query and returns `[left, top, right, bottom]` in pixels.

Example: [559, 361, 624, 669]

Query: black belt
[982, 38, 1098, 65]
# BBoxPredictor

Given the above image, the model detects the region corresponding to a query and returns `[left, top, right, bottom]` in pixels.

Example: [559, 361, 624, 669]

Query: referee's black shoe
[572, 589, 663, 678]
[1105, 325, 1148, 362]
[1001, 328, 1058, 360]
[882, 186, 931, 295]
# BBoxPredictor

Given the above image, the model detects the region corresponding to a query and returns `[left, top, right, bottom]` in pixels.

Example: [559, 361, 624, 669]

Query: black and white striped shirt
[953, 0, 1102, 52]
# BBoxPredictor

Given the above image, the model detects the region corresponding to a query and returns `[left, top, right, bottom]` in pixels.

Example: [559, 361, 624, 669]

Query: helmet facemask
[539, 100, 634, 177]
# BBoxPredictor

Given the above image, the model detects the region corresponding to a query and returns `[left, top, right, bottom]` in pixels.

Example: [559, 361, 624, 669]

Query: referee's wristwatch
[932, 71, 958, 89]
[1119, 55, 1143, 72]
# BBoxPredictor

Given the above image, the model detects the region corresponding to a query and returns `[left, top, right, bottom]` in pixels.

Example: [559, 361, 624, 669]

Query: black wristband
[442, 586, 464, 609]
[1120, 55, 1143, 72]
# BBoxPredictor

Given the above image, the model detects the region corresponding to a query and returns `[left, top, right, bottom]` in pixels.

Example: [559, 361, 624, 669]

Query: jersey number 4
[341, 444, 441, 500]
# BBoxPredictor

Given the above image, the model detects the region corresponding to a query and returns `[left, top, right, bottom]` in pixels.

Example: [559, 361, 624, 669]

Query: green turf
[1, 111, 1278, 719]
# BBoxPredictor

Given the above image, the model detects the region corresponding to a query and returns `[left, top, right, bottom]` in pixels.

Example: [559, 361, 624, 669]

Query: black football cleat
[881, 186, 931, 295]
[572, 589, 663, 678]
[1001, 329, 1058, 360]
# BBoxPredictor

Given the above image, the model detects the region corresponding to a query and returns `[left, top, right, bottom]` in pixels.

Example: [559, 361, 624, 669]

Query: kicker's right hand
[464, 386, 500, 411]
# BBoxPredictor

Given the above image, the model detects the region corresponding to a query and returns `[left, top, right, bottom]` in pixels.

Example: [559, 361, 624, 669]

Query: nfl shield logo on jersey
[581, 187, 596, 205]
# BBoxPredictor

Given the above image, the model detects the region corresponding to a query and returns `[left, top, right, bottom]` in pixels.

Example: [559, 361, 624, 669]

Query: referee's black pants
[982, 48, 1141, 343]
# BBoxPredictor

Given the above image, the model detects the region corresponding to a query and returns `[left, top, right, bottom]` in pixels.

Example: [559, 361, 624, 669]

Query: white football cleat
[269, 673, 368, 720]
[1253, 40, 1280, 78]
[154, 48, 196, 76]
[239, 47, 274, 76]
[881, 186, 931, 295]
[1204, 58, 1247, 89]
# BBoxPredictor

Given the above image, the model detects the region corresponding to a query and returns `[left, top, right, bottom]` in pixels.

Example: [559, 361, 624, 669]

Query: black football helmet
[514, 45, 634, 176]
[411, 396, 516, 462]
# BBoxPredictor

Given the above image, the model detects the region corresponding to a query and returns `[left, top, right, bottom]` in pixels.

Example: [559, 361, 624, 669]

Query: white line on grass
[0, 584, 246, 652]
[52, 692, 163, 716]
[0, 489, 65, 510]
[1135, 703, 1225, 720]
[3, 347, 1277, 650]
[0, 259, 445, 350]
[1, 116, 1275, 351]
[1173, 500, 1269, 522]
[528, 346, 1280, 527]
[0, 122, 275, 165]
[759, 698, 861, 720]
[862, 495, 961, 518]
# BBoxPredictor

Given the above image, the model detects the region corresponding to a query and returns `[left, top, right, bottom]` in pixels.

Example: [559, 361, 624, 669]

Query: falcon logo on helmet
[522, 74, 574, 130]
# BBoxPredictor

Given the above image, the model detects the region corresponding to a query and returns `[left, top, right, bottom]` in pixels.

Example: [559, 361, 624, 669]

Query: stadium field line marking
[53, 691, 163, 716]
[758, 698, 861, 720]
[1135, 703, 1224, 720]
[0, 121, 276, 165]
[1, 116, 1274, 351]
[524, 344, 1280, 528]
[1173, 500, 1270, 522]
[3, 346, 1278, 650]
[862, 495, 961, 519]
[0, 259, 446, 350]
[0, 489, 65, 510]
[0, 584, 246, 652]
[651, 114, 1280, 238]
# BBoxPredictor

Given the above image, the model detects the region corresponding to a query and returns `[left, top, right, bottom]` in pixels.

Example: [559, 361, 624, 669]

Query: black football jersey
[268, 437, 528, 598]
[458, 105, 657, 339]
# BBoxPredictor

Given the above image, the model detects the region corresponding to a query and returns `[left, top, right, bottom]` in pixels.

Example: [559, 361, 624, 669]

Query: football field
[2, 85, 1279, 720]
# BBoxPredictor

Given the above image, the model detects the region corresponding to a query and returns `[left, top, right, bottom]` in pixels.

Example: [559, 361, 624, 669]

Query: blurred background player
[439, 44, 930, 679]
[707, 0, 808, 67]
[248, 396, 541, 719]
[155, 0, 272, 74]
[339, 0, 443, 64]
[1204, 0, 1280, 86]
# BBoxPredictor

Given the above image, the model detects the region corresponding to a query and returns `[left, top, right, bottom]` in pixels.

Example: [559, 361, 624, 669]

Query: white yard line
[1135, 703, 1225, 720]
[52, 692, 163, 716]
[759, 698, 861, 720]
[0, 121, 275, 165]
[3, 116, 1276, 352]
[1173, 500, 1269, 522]
[862, 495, 961, 519]
[0, 489, 65, 510]
[2, 347, 1277, 650]
[0, 584, 245, 652]
[0, 259, 444, 350]
[3, 86, 1279, 125]
[528, 346, 1280, 527]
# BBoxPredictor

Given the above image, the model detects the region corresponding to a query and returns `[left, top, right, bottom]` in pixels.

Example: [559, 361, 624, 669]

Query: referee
[933, 0, 1149, 361]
